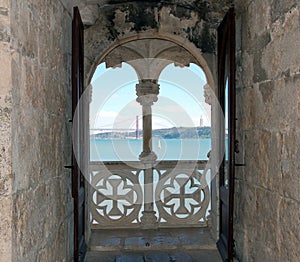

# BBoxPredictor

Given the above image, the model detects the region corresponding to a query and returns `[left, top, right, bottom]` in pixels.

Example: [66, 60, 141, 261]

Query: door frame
[72, 6, 87, 262]
[216, 7, 236, 262]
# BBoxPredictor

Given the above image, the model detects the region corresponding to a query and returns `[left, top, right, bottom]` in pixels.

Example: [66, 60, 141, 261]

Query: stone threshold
[85, 250, 222, 262]
[88, 227, 217, 252]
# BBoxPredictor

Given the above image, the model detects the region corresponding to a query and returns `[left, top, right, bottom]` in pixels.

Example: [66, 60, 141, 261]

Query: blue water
[90, 137, 211, 161]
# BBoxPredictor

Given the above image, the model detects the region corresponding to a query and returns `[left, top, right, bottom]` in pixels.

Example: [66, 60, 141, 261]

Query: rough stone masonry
[0, 0, 299, 261]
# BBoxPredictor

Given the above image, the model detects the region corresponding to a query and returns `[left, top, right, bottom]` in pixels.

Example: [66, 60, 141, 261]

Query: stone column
[136, 79, 159, 228]
[204, 83, 218, 239]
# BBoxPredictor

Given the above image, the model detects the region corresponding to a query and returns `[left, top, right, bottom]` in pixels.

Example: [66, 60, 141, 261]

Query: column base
[140, 211, 158, 229]
[139, 151, 157, 165]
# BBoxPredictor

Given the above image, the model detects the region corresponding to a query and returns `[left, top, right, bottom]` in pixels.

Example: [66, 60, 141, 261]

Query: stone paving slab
[116, 254, 144, 262]
[87, 228, 221, 261]
[85, 250, 221, 262]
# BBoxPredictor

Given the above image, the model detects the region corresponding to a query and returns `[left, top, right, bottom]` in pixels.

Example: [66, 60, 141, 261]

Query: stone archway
[86, 33, 221, 245]
[79, 2, 232, 259]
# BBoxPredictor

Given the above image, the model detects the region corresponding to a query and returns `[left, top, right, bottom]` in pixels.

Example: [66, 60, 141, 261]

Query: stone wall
[2, 0, 299, 261]
[0, 0, 12, 260]
[0, 0, 74, 261]
[234, 0, 300, 261]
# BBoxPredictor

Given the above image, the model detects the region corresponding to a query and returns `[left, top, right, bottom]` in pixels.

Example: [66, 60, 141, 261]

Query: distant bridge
[90, 128, 140, 132]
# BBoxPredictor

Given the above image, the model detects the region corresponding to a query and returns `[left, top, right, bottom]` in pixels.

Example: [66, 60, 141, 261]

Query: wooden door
[216, 7, 236, 262]
[72, 6, 87, 262]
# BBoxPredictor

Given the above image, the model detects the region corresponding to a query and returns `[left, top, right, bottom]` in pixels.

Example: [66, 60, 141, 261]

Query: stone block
[0, 8, 10, 43]
[0, 42, 11, 106]
[278, 198, 300, 261]
[256, 188, 280, 225]
[244, 129, 271, 188]
[269, 78, 298, 131]
[263, 6, 300, 79]
[270, 0, 299, 23]
[247, 0, 272, 39]
[243, 78, 299, 132]
[0, 196, 12, 261]
[241, 183, 256, 228]
[144, 253, 171, 262]
[265, 132, 283, 193]
[116, 254, 144, 262]
[281, 160, 300, 202]
[239, 52, 253, 88]
[59, 0, 73, 14]
[240, 86, 264, 130]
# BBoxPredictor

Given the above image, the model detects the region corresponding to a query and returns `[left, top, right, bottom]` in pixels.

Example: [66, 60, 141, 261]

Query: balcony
[86, 159, 220, 261]
[90, 159, 212, 229]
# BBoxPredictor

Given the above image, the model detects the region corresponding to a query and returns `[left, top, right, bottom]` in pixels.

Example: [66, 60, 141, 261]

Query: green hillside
[91, 126, 211, 139]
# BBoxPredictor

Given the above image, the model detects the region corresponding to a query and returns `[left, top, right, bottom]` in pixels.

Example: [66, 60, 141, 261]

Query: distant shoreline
[90, 126, 212, 139]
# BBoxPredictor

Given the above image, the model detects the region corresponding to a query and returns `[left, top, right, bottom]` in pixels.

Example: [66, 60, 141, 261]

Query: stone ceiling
[75, 0, 234, 26]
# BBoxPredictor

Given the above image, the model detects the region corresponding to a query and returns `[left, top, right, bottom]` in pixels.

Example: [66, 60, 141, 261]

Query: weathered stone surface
[278, 198, 300, 261]
[0, 0, 75, 261]
[0, 0, 299, 261]
[83, 1, 233, 83]
[235, 0, 300, 261]
[281, 160, 300, 202]
[263, 5, 300, 80]
[0, 0, 12, 260]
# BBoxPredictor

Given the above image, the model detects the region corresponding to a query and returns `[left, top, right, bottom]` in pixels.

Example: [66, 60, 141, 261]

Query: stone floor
[85, 228, 222, 261]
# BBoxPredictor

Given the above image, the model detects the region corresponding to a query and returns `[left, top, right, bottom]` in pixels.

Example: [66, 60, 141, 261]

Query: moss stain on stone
[189, 21, 215, 53]
[106, 9, 120, 41]
[121, 3, 158, 31]
[169, 5, 193, 20]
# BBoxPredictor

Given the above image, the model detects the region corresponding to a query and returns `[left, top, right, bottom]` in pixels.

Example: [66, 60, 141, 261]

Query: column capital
[136, 79, 160, 106]
[203, 83, 212, 106]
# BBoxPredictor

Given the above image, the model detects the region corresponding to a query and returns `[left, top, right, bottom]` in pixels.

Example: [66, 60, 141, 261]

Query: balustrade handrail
[90, 160, 208, 171]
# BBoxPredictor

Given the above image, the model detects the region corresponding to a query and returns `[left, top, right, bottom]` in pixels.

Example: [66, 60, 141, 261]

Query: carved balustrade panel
[90, 160, 211, 229]
[90, 162, 143, 228]
[155, 160, 211, 227]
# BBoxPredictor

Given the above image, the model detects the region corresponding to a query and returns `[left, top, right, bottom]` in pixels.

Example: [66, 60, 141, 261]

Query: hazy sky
[89, 62, 211, 132]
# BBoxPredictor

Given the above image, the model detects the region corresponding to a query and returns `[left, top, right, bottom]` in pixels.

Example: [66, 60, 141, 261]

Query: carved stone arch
[86, 25, 220, 243]
[85, 33, 216, 94]
[85, 32, 216, 96]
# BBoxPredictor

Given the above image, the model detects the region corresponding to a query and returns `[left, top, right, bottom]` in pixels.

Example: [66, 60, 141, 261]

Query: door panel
[217, 7, 236, 262]
[72, 6, 87, 262]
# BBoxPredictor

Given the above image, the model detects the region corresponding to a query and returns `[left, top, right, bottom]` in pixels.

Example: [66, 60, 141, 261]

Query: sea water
[90, 137, 212, 161]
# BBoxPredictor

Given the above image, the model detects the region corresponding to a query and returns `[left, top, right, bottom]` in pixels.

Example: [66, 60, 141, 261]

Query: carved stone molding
[203, 83, 212, 106]
[136, 79, 160, 106]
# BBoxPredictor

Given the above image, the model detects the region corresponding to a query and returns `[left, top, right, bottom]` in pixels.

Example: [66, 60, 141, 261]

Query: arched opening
[85, 37, 221, 259]
[90, 62, 141, 161]
[155, 63, 211, 160]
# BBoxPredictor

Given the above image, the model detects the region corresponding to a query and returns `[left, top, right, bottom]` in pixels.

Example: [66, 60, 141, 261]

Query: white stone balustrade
[89, 160, 211, 229]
